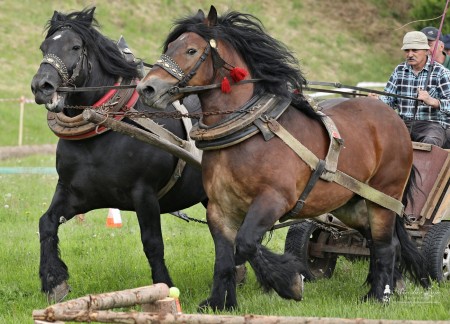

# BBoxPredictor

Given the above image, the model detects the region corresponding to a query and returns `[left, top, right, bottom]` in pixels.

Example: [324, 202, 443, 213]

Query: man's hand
[418, 88, 440, 108]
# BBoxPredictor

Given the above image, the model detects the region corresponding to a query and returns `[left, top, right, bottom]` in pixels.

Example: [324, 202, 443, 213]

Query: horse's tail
[395, 216, 430, 288]
[397, 164, 430, 288]
[401, 164, 420, 208]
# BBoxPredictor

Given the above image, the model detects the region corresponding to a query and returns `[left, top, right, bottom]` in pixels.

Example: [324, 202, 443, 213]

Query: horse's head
[137, 8, 215, 109]
[137, 5, 307, 116]
[31, 8, 96, 112]
[31, 7, 140, 113]
[137, 6, 252, 112]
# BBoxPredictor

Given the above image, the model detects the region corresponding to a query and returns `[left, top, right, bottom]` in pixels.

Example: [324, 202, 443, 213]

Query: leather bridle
[153, 39, 260, 97]
[154, 41, 213, 93]
[41, 47, 89, 87]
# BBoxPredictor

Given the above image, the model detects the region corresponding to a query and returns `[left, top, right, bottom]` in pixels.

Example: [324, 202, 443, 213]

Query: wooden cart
[284, 142, 450, 282]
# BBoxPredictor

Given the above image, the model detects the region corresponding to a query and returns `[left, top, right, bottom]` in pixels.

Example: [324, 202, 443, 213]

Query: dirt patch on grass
[0, 144, 56, 160]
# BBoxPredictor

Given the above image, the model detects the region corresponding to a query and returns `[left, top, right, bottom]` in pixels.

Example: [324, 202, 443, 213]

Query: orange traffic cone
[106, 208, 122, 228]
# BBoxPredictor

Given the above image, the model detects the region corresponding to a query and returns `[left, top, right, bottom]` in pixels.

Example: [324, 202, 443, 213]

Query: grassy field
[1, 154, 449, 323]
[0, 0, 413, 146]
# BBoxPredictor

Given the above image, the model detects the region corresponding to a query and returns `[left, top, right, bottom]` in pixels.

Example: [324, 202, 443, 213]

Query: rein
[56, 80, 420, 102]
[57, 84, 137, 92]
[304, 81, 420, 102]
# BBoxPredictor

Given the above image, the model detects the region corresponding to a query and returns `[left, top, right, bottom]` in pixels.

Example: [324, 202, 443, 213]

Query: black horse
[31, 7, 206, 303]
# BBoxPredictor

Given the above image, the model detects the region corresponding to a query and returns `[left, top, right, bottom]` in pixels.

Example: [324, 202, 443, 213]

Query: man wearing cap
[369, 31, 450, 147]
[443, 34, 450, 56]
[421, 26, 450, 69]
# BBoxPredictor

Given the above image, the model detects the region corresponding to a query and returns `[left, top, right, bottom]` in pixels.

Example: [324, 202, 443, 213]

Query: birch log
[32, 284, 169, 322]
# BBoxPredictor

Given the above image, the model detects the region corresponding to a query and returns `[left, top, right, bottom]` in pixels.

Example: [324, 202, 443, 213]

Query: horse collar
[190, 94, 291, 149]
[47, 78, 139, 140]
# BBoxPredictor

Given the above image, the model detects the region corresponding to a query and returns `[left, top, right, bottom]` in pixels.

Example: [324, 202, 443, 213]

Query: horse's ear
[85, 6, 96, 23]
[195, 9, 205, 21]
[51, 11, 63, 22]
[205, 5, 218, 27]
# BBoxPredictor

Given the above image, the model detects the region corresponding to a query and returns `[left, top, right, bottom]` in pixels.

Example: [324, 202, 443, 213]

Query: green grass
[1, 154, 449, 323]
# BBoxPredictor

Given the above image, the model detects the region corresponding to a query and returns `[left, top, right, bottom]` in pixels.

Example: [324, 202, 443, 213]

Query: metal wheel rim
[443, 243, 450, 281]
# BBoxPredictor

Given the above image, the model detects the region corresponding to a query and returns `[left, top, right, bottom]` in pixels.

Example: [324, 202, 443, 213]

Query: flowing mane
[45, 7, 140, 80]
[164, 10, 316, 115]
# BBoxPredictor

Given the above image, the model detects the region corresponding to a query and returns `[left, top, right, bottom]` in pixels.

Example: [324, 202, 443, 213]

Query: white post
[18, 96, 25, 146]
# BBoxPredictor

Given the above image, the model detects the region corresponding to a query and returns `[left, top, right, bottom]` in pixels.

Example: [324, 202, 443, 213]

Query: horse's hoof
[235, 264, 247, 286]
[395, 278, 406, 295]
[198, 298, 236, 313]
[291, 273, 304, 301]
[47, 281, 71, 304]
[197, 299, 212, 313]
[361, 292, 384, 303]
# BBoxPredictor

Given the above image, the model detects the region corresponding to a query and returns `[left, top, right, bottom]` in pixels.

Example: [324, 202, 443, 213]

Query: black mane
[45, 7, 139, 80]
[164, 9, 316, 115]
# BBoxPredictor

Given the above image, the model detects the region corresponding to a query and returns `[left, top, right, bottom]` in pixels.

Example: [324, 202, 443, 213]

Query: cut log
[32, 284, 169, 322]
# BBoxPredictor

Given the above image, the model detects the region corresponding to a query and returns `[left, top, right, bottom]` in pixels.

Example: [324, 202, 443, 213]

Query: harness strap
[280, 159, 326, 222]
[266, 118, 404, 217]
[155, 102, 203, 199]
[317, 111, 344, 181]
[126, 102, 202, 199]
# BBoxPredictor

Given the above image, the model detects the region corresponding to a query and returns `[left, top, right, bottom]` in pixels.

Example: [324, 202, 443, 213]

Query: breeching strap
[266, 118, 404, 216]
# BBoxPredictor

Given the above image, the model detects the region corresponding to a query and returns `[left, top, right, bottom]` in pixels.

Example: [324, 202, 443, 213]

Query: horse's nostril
[142, 85, 155, 96]
[137, 83, 155, 97]
[41, 81, 56, 93]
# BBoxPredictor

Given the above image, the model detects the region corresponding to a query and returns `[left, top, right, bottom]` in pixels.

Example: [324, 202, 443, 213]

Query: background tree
[410, 0, 450, 34]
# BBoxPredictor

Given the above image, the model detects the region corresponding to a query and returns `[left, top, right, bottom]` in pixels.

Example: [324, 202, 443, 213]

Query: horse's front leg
[39, 186, 74, 303]
[234, 195, 304, 301]
[198, 204, 237, 312]
[135, 196, 173, 286]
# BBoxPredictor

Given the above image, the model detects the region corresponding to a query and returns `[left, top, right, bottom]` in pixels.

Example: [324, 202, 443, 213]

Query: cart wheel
[284, 221, 337, 281]
[422, 222, 450, 282]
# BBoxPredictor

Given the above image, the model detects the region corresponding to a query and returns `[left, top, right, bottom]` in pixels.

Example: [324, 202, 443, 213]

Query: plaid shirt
[379, 58, 450, 128]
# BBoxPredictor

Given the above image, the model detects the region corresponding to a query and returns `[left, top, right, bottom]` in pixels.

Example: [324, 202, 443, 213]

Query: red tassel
[230, 67, 248, 82]
[221, 77, 231, 93]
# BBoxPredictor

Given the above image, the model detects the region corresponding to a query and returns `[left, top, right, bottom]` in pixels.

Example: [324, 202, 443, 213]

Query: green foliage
[410, 0, 450, 34]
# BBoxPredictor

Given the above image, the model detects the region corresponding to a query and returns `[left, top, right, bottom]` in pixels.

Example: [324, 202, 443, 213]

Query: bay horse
[31, 7, 207, 303]
[136, 6, 431, 311]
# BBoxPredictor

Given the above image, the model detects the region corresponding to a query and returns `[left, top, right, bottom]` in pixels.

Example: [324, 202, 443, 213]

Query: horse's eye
[72, 45, 81, 51]
[187, 48, 197, 55]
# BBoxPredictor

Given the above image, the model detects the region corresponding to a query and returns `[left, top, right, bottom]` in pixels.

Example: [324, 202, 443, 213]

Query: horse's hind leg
[364, 202, 397, 301]
[235, 198, 304, 301]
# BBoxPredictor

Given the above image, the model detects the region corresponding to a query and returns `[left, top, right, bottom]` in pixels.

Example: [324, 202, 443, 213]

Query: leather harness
[190, 94, 405, 219]
[151, 36, 405, 218]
